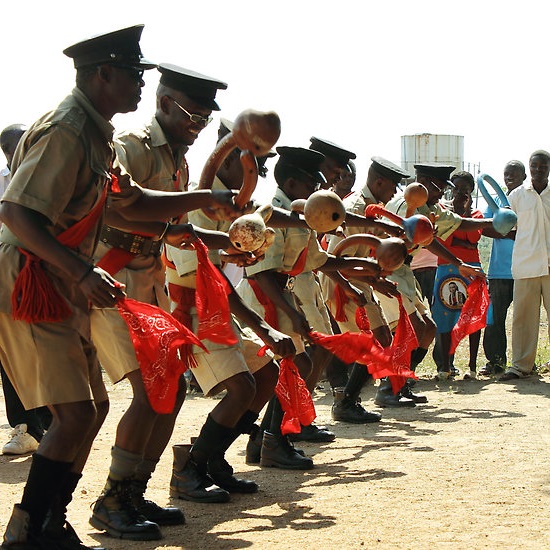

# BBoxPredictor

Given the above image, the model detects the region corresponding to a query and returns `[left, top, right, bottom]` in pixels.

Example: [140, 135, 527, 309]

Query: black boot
[208, 454, 258, 494]
[206, 413, 260, 494]
[130, 476, 185, 526]
[260, 432, 314, 470]
[89, 477, 162, 541]
[169, 445, 230, 503]
[400, 381, 428, 404]
[245, 427, 263, 465]
[43, 472, 106, 550]
[331, 387, 382, 423]
[288, 424, 335, 443]
[374, 378, 416, 408]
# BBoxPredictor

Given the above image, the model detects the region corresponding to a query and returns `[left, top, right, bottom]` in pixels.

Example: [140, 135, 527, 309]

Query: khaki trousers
[511, 274, 550, 375]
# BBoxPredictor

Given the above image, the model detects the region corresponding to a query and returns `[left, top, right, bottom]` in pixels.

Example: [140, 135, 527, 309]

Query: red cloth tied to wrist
[116, 297, 206, 414]
[450, 277, 489, 354]
[310, 300, 418, 394]
[309, 306, 388, 377]
[258, 346, 316, 435]
[194, 239, 237, 345]
[387, 295, 419, 394]
[11, 178, 112, 323]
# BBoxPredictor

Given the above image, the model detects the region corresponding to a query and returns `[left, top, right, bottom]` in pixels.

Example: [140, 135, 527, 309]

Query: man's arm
[250, 270, 311, 339]
[0, 202, 124, 307]
[426, 238, 485, 280]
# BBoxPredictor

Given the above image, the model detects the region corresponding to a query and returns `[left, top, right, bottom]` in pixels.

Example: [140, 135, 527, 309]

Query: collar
[71, 87, 114, 140]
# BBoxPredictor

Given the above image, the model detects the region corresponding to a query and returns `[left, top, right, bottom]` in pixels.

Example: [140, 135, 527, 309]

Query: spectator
[479, 161, 524, 376]
[500, 151, 550, 381]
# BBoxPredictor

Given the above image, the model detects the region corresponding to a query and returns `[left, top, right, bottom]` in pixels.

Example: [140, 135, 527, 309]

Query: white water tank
[401, 133, 464, 179]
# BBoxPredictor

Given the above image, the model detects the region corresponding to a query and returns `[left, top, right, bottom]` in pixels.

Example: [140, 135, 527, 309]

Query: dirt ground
[1, 371, 549, 550]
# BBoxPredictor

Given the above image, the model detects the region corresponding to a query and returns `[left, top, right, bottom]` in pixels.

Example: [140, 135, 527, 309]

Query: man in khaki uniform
[321, 157, 420, 409]
[238, 146, 382, 468]
[90, 64, 240, 538]
[165, 118, 297, 495]
[0, 27, 243, 549]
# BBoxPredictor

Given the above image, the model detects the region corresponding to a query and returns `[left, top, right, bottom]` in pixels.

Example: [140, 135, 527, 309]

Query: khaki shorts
[90, 307, 139, 384]
[293, 272, 333, 334]
[327, 285, 388, 333]
[375, 290, 429, 330]
[192, 318, 272, 396]
[0, 313, 107, 409]
[236, 279, 306, 354]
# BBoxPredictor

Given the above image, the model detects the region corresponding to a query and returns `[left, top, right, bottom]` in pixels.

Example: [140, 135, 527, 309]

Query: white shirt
[508, 180, 550, 279]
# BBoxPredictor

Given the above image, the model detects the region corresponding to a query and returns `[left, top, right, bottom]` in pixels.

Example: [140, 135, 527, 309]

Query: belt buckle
[285, 276, 296, 291]
[129, 234, 145, 255]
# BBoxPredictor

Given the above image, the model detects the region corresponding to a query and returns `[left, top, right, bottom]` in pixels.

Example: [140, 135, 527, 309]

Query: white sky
[1, 0, 546, 203]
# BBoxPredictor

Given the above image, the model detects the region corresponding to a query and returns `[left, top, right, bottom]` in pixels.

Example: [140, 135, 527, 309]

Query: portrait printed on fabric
[440, 278, 467, 309]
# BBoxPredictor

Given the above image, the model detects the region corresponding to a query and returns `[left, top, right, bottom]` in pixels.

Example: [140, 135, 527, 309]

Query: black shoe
[170, 445, 230, 503]
[374, 390, 416, 408]
[288, 424, 335, 442]
[208, 455, 258, 494]
[331, 397, 382, 424]
[400, 384, 428, 404]
[130, 478, 184, 526]
[245, 429, 263, 465]
[498, 371, 521, 382]
[260, 432, 314, 470]
[89, 478, 162, 541]
[44, 516, 106, 550]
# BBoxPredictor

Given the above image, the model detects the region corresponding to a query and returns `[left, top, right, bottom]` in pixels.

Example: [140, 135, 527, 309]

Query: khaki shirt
[321, 185, 380, 302]
[0, 87, 141, 334]
[166, 176, 228, 284]
[94, 117, 189, 306]
[245, 187, 328, 277]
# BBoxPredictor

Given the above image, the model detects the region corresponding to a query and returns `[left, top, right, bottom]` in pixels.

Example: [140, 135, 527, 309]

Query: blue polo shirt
[484, 197, 514, 280]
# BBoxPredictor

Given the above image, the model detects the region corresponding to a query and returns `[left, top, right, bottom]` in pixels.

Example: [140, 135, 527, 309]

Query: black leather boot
[89, 477, 162, 541]
[208, 454, 258, 494]
[130, 476, 185, 525]
[43, 473, 106, 550]
[331, 387, 382, 423]
[374, 378, 416, 408]
[260, 432, 314, 470]
[400, 381, 428, 404]
[169, 444, 230, 503]
[288, 424, 335, 443]
[245, 428, 263, 465]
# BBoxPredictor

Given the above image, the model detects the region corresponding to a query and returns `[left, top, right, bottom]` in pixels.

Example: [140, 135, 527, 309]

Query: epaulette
[49, 106, 87, 135]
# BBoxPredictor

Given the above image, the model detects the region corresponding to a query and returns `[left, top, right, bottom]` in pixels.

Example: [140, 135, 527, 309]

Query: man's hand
[164, 223, 198, 250]
[289, 309, 312, 341]
[210, 190, 254, 221]
[263, 328, 296, 358]
[369, 277, 399, 298]
[458, 263, 486, 281]
[220, 248, 259, 267]
[373, 220, 405, 238]
[79, 266, 126, 308]
[341, 282, 367, 307]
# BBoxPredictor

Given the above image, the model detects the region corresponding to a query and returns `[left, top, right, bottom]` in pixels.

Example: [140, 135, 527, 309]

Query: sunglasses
[427, 178, 450, 194]
[112, 64, 145, 81]
[168, 96, 213, 126]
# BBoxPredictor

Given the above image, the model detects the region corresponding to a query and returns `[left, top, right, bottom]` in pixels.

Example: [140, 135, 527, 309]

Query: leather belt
[99, 226, 163, 257]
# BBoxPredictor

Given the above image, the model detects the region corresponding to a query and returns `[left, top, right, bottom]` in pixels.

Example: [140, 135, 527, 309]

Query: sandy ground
[1, 372, 549, 550]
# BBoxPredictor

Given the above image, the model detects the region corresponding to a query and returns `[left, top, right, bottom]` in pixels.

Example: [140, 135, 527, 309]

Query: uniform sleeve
[4, 124, 84, 224]
[303, 232, 328, 271]
[245, 227, 285, 276]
